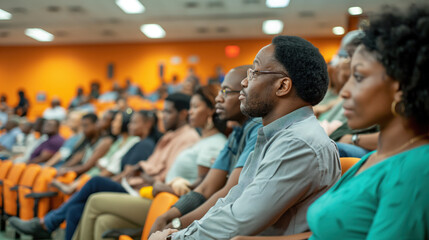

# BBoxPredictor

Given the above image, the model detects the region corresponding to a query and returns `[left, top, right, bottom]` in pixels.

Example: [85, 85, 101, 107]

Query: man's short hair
[82, 113, 98, 123]
[165, 93, 191, 112]
[272, 36, 329, 106]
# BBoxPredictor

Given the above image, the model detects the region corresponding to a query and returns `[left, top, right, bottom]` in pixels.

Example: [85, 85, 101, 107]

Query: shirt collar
[261, 106, 314, 140]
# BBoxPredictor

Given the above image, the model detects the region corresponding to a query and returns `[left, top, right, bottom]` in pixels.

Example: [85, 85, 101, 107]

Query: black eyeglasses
[247, 68, 288, 81]
[219, 89, 240, 98]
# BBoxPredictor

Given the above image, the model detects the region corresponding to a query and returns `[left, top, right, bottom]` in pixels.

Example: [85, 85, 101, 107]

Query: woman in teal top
[307, 5, 429, 240]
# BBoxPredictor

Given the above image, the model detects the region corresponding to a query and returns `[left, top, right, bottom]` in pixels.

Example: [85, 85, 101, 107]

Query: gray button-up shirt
[172, 106, 341, 239]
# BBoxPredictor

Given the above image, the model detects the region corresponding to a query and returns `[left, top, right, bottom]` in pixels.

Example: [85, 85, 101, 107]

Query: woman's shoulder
[387, 144, 429, 182]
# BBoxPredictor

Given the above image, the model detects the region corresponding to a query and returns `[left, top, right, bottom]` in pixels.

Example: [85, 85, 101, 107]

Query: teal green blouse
[307, 144, 429, 240]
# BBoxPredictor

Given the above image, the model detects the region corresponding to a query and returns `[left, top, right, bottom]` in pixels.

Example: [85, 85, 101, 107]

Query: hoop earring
[391, 101, 399, 117]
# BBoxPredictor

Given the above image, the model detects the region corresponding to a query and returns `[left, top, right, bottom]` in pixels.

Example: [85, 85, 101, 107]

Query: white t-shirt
[165, 132, 227, 184]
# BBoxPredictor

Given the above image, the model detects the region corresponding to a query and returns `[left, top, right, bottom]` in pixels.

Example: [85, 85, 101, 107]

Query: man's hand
[152, 181, 173, 197]
[148, 229, 178, 240]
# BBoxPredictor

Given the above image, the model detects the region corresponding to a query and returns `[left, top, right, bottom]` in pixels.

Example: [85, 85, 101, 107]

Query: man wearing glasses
[151, 36, 341, 239]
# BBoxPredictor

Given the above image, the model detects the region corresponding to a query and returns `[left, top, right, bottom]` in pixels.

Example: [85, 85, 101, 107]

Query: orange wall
[0, 37, 340, 107]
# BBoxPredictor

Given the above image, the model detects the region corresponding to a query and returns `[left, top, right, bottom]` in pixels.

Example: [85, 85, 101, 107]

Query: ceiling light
[25, 28, 54, 42]
[115, 0, 145, 14]
[266, 0, 290, 8]
[0, 9, 12, 20]
[140, 24, 166, 39]
[263, 20, 284, 35]
[348, 6, 363, 15]
[332, 26, 345, 35]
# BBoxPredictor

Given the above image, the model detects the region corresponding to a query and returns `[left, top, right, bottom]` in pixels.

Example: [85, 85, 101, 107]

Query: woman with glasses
[307, 5, 429, 239]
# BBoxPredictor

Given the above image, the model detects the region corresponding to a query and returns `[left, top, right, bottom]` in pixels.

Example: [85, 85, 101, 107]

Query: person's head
[182, 76, 200, 96]
[163, 93, 191, 131]
[66, 111, 82, 133]
[5, 118, 19, 131]
[97, 110, 117, 134]
[111, 110, 133, 136]
[240, 36, 328, 123]
[51, 98, 61, 108]
[79, 95, 90, 105]
[128, 110, 160, 140]
[81, 113, 98, 138]
[19, 119, 33, 135]
[215, 65, 251, 124]
[341, 5, 429, 132]
[18, 90, 25, 98]
[190, 85, 226, 132]
[77, 87, 84, 96]
[115, 97, 128, 112]
[33, 117, 45, 133]
[42, 119, 60, 136]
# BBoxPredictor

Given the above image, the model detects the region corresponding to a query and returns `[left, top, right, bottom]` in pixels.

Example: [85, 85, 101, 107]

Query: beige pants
[72, 192, 152, 240]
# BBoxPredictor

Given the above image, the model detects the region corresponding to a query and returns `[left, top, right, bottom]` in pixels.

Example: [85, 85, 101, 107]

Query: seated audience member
[9, 93, 199, 240]
[150, 35, 341, 240]
[29, 119, 65, 164]
[149, 65, 261, 235]
[98, 82, 122, 102]
[11, 118, 36, 155]
[69, 87, 84, 109]
[43, 97, 67, 121]
[114, 96, 129, 112]
[126, 78, 144, 96]
[55, 111, 117, 178]
[45, 111, 84, 168]
[307, 5, 429, 239]
[120, 110, 163, 169]
[12, 118, 47, 163]
[0, 117, 21, 152]
[152, 85, 228, 196]
[89, 82, 100, 100]
[73, 95, 96, 113]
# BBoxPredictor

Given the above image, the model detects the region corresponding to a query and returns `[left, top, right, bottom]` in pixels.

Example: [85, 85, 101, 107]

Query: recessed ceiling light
[0, 9, 12, 20]
[140, 24, 166, 39]
[115, 0, 145, 14]
[332, 26, 345, 35]
[348, 6, 363, 16]
[25, 28, 54, 42]
[263, 20, 284, 35]
[266, 0, 290, 8]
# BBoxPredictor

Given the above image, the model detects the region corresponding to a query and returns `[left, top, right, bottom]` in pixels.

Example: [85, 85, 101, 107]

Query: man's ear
[276, 77, 293, 97]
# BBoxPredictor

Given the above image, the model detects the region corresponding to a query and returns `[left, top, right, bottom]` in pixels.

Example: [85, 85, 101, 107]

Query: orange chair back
[59, 125, 74, 140]
[340, 157, 360, 175]
[0, 160, 13, 207]
[141, 192, 179, 240]
[4, 164, 41, 216]
[127, 97, 154, 111]
[19, 167, 57, 220]
[50, 171, 78, 209]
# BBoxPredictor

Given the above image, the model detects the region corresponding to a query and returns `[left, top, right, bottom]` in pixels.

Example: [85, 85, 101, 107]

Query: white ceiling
[0, 0, 418, 46]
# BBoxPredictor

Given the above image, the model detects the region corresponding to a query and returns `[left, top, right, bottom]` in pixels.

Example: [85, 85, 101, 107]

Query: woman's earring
[391, 101, 404, 117]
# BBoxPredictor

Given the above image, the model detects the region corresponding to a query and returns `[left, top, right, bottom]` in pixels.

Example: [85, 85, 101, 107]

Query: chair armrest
[231, 232, 312, 240]
[25, 191, 58, 199]
[10, 185, 32, 191]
